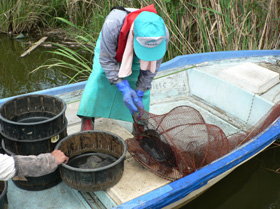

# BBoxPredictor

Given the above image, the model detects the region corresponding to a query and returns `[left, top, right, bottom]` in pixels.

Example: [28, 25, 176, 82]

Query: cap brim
[134, 38, 166, 61]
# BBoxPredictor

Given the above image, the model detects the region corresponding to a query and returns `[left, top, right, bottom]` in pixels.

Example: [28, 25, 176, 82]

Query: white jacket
[0, 154, 16, 181]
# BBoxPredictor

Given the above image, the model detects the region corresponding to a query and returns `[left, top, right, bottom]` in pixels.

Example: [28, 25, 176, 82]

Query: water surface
[0, 33, 73, 99]
[181, 144, 280, 209]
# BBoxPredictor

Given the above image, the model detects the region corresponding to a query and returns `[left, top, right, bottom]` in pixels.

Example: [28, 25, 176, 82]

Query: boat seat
[218, 62, 279, 94]
[188, 64, 275, 126]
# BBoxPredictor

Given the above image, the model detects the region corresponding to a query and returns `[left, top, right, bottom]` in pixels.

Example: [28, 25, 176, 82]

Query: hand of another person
[116, 80, 144, 114]
[51, 150, 69, 165]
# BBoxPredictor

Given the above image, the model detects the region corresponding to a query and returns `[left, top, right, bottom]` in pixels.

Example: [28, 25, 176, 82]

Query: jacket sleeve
[13, 153, 58, 177]
[0, 154, 16, 181]
[136, 27, 170, 92]
[99, 9, 127, 85]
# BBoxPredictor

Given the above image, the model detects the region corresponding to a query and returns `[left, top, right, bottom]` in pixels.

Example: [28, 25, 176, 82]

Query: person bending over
[77, 4, 169, 131]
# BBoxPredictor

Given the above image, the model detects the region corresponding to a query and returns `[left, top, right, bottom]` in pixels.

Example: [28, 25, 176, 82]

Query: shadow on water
[181, 144, 280, 209]
[0, 33, 81, 99]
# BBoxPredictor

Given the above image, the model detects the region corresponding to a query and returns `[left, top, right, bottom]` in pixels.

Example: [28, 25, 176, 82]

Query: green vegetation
[1, 0, 279, 82]
[31, 17, 96, 82]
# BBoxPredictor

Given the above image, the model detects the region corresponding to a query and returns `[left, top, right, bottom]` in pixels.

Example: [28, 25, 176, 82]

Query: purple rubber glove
[116, 80, 144, 114]
[135, 90, 144, 102]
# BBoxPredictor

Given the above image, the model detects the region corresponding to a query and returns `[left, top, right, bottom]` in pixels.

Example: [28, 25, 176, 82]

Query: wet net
[126, 103, 280, 181]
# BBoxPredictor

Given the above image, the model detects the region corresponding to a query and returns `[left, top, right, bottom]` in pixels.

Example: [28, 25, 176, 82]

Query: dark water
[0, 33, 74, 99]
[181, 145, 280, 209]
[68, 153, 117, 169]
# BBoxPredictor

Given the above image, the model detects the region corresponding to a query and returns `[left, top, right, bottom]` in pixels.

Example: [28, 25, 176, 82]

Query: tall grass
[0, 0, 54, 34]
[1, 0, 279, 81]
[148, 0, 280, 59]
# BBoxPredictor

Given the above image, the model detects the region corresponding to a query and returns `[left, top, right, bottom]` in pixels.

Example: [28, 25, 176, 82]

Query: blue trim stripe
[0, 81, 87, 106]
[159, 50, 280, 71]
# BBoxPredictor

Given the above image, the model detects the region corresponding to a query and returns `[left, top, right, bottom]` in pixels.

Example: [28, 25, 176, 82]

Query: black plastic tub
[12, 171, 61, 191]
[1, 120, 67, 155]
[0, 181, 8, 209]
[0, 136, 4, 154]
[0, 94, 66, 140]
[55, 131, 127, 192]
[0, 94, 67, 191]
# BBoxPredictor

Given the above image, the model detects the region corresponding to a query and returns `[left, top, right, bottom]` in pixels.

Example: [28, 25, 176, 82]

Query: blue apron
[77, 34, 151, 123]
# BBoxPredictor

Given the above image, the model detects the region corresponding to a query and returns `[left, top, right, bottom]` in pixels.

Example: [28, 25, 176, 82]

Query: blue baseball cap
[134, 11, 166, 61]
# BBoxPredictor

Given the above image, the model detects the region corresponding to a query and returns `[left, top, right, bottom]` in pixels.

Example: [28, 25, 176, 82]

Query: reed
[152, 0, 280, 54]
[1, 0, 279, 52]
[2, 0, 278, 81]
[0, 0, 54, 34]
